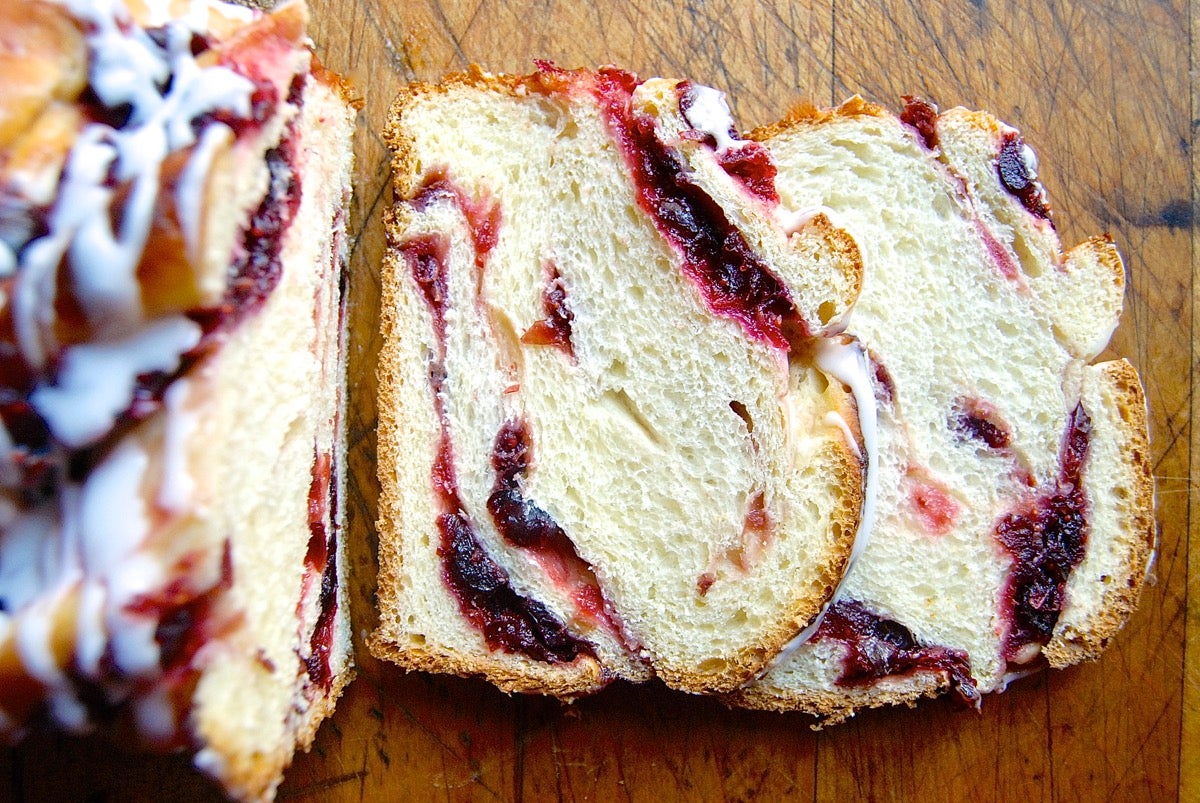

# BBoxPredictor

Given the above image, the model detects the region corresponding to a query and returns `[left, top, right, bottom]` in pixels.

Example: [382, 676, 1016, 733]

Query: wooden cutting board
[5, 1, 1193, 800]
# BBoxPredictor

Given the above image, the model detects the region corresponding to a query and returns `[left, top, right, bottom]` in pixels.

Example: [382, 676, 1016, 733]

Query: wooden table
[5, 1, 1193, 800]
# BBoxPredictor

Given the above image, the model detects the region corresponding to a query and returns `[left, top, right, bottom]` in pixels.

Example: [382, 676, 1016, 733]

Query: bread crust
[1044, 359, 1156, 667]
[729, 669, 947, 726]
[748, 95, 888, 144]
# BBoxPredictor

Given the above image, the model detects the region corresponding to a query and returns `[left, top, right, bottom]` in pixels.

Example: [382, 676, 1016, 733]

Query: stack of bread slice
[373, 66, 1155, 722]
[0, 0, 355, 798]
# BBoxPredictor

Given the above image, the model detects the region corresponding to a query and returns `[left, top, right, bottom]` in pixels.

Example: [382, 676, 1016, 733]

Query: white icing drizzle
[14, 0, 253, 369]
[0, 242, 14, 279]
[48, 689, 91, 733]
[176, 122, 232, 262]
[775, 204, 837, 237]
[159, 377, 197, 512]
[998, 665, 1041, 692]
[0, 421, 18, 488]
[14, 593, 71, 686]
[681, 83, 740, 154]
[133, 684, 179, 742]
[30, 315, 202, 449]
[79, 438, 150, 577]
[822, 411, 860, 460]
[753, 336, 879, 676]
[0, 0, 285, 738]
[0, 505, 70, 614]
[75, 582, 109, 677]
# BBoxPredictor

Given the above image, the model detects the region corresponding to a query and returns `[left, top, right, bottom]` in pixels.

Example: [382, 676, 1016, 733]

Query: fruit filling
[398, 228, 594, 665]
[520, 268, 574, 357]
[305, 451, 333, 572]
[410, 170, 500, 275]
[952, 396, 1012, 450]
[590, 68, 804, 351]
[900, 96, 940, 150]
[996, 131, 1051, 220]
[814, 599, 979, 701]
[996, 403, 1091, 662]
[301, 448, 340, 691]
[217, 140, 300, 323]
[487, 419, 621, 637]
[305, 542, 339, 691]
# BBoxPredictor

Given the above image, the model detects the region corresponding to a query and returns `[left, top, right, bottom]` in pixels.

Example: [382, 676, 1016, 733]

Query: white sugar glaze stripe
[680, 84, 740, 154]
[14, 0, 254, 371]
[751, 336, 879, 678]
[30, 315, 202, 449]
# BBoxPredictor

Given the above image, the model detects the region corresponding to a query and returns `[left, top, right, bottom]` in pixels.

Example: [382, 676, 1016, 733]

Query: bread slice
[372, 66, 868, 696]
[729, 97, 1154, 722]
[0, 1, 355, 798]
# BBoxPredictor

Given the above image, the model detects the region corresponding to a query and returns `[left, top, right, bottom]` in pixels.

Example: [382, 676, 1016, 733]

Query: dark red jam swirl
[440, 510, 588, 664]
[952, 396, 1012, 451]
[398, 222, 593, 665]
[133, 540, 235, 675]
[996, 403, 1091, 662]
[302, 448, 340, 691]
[900, 96, 940, 150]
[410, 170, 501, 275]
[519, 269, 574, 357]
[305, 451, 333, 572]
[488, 420, 565, 549]
[399, 233, 452, 343]
[996, 132, 1052, 220]
[814, 599, 979, 701]
[592, 68, 804, 351]
[486, 421, 610, 626]
[222, 142, 297, 317]
[305, 538, 339, 690]
[715, 145, 780, 205]
[676, 81, 781, 205]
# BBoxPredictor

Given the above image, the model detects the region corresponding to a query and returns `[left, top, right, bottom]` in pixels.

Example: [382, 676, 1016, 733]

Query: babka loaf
[0, 0, 355, 797]
[729, 98, 1154, 722]
[372, 65, 870, 696]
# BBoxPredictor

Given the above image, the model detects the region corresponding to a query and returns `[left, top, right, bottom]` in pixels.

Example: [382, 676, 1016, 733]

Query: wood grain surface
[3, 1, 1193, 801]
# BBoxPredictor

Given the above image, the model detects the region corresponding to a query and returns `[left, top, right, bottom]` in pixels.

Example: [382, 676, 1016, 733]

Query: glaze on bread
[0, 1, 355, 798]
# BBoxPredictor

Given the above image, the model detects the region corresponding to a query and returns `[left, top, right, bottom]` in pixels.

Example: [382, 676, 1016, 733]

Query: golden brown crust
[1044, 359, 1156, 668]
[726, 667, 947, 726]
[747, 95, 888, 144]
[1073, 233, 1127, 293]
[368, 636, 609, 700]
[796, 212, 865, 326]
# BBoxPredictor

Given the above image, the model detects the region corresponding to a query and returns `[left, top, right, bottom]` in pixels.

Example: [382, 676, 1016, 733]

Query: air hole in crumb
[817, 300, 837, 325]
[729, 400, 754, 433]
